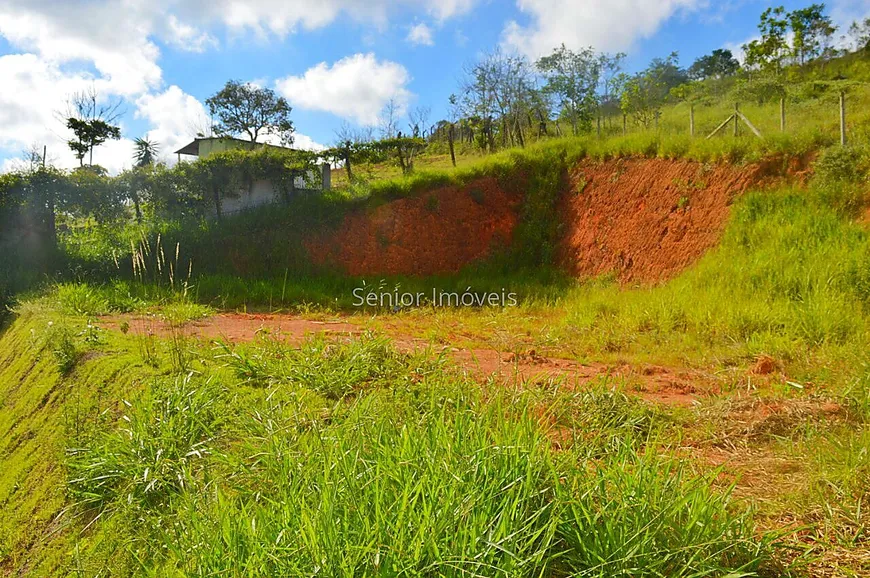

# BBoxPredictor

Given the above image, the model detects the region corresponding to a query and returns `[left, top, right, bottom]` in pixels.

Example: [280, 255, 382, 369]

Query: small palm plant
[133, 137, 159, 168]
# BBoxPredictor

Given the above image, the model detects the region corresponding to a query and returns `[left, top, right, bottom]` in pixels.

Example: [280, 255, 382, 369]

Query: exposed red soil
[99, 313, 713, 405]
[305, 177, 521, 276]
[101, 313, 361, 344]
[558, 158, 766, 283]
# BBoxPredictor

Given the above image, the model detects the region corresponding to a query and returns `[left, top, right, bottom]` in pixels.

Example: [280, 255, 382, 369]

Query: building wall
[198, 138, 259, 159]
[216, 168, 324, 216]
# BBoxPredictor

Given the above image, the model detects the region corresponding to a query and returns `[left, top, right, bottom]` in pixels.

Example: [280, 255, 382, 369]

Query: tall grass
[59, 334, 779, 576]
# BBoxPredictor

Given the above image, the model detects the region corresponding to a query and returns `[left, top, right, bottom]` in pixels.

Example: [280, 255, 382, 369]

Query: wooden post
[42, 145, 46, 168]
[448, 123, 457, 167]
[733, 103, 739, 137]
[839, 90, 846, 146]
[779, 97, 785, 132]
[622, 114, 627, 136]
[597, 115, 601, 138]
[689, 104, 695, 137]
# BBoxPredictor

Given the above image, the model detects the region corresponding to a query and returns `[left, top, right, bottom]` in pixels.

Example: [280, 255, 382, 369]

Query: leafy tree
[133, 137, 160, 168]
[459, 50, 536, 151]
[63, 87, 124, 166]
[206, 80, 295, 145]
[536, 44, 601, 135]
[620, 53, 687, 128]
[848, 18, 870, 51]
[789, 4, 836, 64]
[66, 118, 121, 167]
[688, 49, 740, 80]
[599, 52, 627, 116]
[743, 7, 789, 73]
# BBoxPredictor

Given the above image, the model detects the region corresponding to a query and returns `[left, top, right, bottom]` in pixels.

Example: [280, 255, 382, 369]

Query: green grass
[0, 302, 796, 576]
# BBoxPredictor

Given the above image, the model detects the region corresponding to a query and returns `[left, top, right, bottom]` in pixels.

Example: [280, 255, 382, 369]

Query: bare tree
[408, 105, 432, 138]
[459, 49, 537, 151]
[379, 98, 402, 139]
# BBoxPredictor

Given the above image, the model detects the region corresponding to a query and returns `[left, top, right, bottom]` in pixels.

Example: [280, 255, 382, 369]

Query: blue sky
[0, 0, 866, 173]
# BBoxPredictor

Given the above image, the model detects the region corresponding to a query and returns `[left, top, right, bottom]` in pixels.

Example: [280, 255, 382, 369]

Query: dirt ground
[100, 312, 716, 406]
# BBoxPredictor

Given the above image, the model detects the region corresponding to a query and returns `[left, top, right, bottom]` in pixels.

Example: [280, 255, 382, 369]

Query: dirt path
[99, 312, 717, 405]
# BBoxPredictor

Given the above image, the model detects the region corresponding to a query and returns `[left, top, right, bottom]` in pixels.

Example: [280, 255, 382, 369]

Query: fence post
[690, 104, 695, 137]
[622, 113, 626, 136]
[597, 115, 601, 138]
[733, 103, 739, 137]
[779, 97, 785, 132]
[839, 90, 847, 146]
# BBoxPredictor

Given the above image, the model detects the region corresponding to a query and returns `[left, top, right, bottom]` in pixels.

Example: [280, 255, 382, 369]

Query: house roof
[173, 136, 294, 156]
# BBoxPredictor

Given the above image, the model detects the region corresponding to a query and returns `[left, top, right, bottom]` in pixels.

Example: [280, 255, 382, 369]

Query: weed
[425, 194, 439, 212]
[67, 374, 223, 514]
[468, 187, 486, 204]
[45, 322, 81, 376]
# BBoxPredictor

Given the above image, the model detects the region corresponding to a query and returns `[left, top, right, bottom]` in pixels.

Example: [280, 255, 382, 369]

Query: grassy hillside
[1, 302, 791, 576]
[2, 130, 870, 573]
[5, 50, 870, 572]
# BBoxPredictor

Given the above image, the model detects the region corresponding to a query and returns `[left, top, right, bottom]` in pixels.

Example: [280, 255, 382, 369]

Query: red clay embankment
[306, 157, 784, 282]
[558, 158, 765, 283]
[305, 177, 520, 276]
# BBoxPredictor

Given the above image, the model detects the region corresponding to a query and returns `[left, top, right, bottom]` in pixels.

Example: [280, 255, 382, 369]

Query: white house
[174, 136, 331, 216]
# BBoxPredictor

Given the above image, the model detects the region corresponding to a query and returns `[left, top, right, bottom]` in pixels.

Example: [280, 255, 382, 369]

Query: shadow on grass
[190, 267, 578, 313]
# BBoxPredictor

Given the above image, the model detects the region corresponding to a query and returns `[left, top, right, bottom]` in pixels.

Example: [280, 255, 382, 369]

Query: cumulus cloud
[135, 85, 212, 164]
[0, 0, 478, 171]
[259, 130, 326, 151]
[176, 0, 479, 37]
[502, 0, 702, 57]
[0, 53, 135, 173]
[164, 15, 218, 53]
[407, 23, 435, 46]
[276, 53, 413, 126]
[0, 1, 163, 96]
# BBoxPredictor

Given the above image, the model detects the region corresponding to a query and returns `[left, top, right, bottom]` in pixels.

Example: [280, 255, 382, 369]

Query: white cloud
[165, 15, 218, 53]
[0, 0, 477, 171]
[0, 53, 135, 173]
[177, 0, 479, 37]
[260, 130, 326, 151]
[135, 85, 211, 164]
[502, 0, 702, 57]
[276, 53, 413, 126]
[407, 22, 435, 46]
[0, 1, 163, 96]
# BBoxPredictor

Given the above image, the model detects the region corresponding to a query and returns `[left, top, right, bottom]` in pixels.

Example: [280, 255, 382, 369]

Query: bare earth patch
[98, 312, 717, 405]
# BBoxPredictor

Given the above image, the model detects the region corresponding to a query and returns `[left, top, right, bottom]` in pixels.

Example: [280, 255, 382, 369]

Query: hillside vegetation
[4, 4, 870, 577]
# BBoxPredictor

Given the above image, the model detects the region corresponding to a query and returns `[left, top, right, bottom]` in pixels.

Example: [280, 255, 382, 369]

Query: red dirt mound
[305, 177, 520, 276]
[558, 158, 764, 283]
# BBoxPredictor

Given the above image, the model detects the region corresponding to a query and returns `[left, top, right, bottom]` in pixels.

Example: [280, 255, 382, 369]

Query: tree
[599, 52, 627, 119]
[620, 53, 686, 128]
[133, 137, 160, 168]
[789, 4, 836, 65]
[66, 118, 121, 167]
[408, 106, 432, 138]
[458, 49, 536, 151]
[688, 49, 740, 80]
[743, 7, 789, 73]
[379, 98, 401, 140]
[63, 87, 124, 166]
[206, 80, 295, 145]
[848, 18, 870, 52]
[536, 44, 601, 135]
